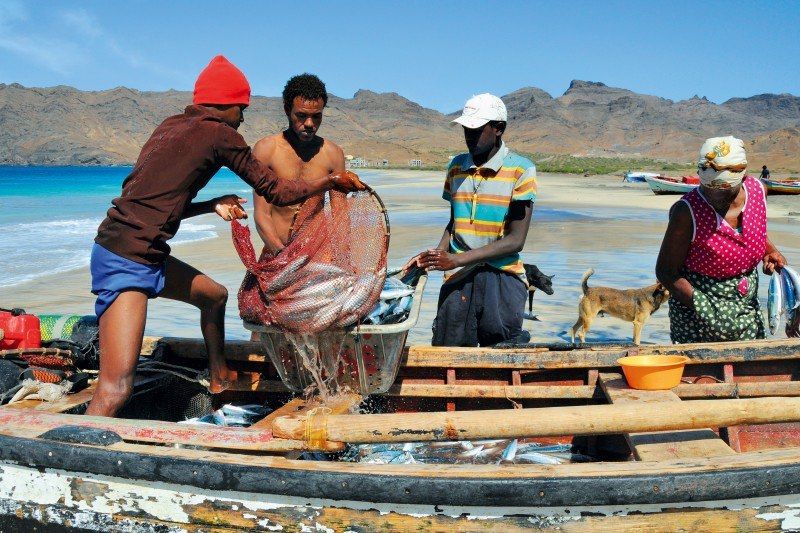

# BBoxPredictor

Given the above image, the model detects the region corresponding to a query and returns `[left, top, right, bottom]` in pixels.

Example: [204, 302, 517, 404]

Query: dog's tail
[581, 269, 595, 295]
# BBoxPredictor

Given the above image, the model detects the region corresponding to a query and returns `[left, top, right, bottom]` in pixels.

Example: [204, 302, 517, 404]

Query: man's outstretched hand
[419, 249, 461, 271]
[214, 195, 248, 220]
[330, 170, 367, 192]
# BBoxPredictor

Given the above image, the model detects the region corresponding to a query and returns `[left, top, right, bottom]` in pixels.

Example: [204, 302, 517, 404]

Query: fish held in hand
[768, 272, 783, 335]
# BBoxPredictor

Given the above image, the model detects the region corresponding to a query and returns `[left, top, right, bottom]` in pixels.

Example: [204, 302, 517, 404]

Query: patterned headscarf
[697, 136, 747, 188]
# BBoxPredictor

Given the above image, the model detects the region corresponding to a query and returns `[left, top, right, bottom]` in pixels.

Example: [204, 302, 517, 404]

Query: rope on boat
[136, 360, 211, 389]
[304, 407, 331, 449]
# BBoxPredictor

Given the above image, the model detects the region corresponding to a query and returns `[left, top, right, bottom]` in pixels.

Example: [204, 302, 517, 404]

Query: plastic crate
[244, 275, 427, 395]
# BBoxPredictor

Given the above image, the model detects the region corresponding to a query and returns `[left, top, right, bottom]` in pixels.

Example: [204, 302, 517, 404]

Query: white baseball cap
[452, 93, 507, 129]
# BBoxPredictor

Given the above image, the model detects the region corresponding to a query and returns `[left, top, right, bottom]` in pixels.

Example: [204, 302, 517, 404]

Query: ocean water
[0, 166, 239, 288]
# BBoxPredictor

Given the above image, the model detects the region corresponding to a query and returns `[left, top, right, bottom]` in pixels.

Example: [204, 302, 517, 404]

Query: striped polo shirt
[442, 142, 537, 284]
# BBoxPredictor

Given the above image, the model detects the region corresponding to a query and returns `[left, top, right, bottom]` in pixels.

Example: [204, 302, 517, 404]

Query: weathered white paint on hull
[1, 462, 800, 530]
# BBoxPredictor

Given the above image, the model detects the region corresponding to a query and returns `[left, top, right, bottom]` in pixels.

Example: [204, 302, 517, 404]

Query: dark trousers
[432, 266, 528, 347]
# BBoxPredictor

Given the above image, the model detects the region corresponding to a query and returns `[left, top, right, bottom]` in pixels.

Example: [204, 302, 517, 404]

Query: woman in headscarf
[656, 136, 800, 342]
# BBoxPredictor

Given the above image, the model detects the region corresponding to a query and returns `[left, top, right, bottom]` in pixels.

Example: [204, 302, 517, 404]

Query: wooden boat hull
[3, 337, 800, 530]
[2, 430, 800, 531]
[644, 175, 698, 194]
[762, 177, 800, 195]
[623, 171, 658, 183]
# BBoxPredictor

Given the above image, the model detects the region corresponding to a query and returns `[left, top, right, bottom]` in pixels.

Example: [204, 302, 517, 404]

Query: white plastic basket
[244, 275, 427, 395]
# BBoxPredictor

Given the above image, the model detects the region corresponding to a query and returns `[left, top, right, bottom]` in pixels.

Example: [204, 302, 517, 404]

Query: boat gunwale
[1, 430, 800, 507]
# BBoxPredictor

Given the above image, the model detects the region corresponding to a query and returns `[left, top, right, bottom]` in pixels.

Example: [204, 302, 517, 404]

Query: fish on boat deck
[570, 268, 669, 345]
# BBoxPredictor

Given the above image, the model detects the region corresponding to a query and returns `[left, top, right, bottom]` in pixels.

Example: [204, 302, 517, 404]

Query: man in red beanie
[88, 55, 365, 417]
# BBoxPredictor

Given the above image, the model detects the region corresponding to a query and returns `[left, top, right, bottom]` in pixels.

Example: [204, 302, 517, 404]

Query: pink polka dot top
[682, 176, 767, 279]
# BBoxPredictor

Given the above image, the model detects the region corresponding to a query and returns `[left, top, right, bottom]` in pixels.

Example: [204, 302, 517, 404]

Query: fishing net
[233, 189, 389, 333]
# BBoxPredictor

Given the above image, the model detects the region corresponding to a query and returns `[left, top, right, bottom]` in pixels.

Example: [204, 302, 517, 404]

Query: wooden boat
[2, 337, 800, 531]
[623, 171, 659, 183]
[762, 177, 800, 195]
[644, 175, 699, 195]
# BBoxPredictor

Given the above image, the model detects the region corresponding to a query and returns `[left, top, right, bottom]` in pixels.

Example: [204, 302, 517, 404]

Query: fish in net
[233, 189, 389, 333]
[232, 188, 389, 398]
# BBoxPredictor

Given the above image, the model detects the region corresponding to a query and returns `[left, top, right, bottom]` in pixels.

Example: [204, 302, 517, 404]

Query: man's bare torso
[252, 132, 345, 254]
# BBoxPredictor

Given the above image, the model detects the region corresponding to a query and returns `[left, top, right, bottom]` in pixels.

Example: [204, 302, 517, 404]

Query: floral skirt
[668, 269, 765, 344]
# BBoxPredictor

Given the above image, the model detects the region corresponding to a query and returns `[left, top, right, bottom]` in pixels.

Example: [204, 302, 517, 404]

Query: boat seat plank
[1, 373, 168, 414]
[599, 373, 735, 460]
[1, 382, 98, 413]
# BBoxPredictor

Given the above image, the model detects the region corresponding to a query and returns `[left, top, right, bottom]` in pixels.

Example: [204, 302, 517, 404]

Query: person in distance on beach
[404, 93, 537, 347]
[656, 136, 799, 343]
[87, 55, 365, 417]
[250, 74, 349, 257]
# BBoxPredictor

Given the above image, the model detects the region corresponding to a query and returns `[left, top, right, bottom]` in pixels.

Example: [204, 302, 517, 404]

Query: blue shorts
[90, 244, 166, 318]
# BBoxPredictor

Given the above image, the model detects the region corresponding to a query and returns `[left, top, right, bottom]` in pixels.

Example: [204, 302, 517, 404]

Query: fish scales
[768, 272, 783, 335]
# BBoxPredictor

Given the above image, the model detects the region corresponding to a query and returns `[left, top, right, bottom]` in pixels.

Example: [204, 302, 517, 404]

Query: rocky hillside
[1, 81, 798, 170]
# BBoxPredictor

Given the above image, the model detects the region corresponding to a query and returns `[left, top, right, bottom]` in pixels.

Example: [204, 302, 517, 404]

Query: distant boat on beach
[761, 177, 800, 195]
[623, 171, 660, 183]
[644, 175, 699, 195]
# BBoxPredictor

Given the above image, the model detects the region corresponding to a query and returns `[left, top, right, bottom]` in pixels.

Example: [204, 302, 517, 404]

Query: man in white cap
[405, 93, 537, 346]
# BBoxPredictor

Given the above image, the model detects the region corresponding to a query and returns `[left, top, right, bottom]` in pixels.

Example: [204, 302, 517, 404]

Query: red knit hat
[193, 55, 251, 106]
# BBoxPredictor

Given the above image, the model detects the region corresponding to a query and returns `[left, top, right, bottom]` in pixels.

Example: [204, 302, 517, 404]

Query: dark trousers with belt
[432, 266, 529, 347]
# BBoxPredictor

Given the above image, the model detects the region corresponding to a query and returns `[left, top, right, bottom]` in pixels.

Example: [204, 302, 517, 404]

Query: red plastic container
[682, 175, 701, 185]
[0, 309, 41, 350]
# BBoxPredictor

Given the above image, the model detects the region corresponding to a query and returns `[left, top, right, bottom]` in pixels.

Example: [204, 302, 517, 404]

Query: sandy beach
[1, 170, 798, 346]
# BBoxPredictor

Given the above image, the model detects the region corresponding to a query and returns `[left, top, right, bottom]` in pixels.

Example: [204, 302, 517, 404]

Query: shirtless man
[252, 74, 346, 254]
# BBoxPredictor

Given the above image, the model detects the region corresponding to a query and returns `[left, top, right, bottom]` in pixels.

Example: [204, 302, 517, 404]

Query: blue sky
[0, 0, 797, 112]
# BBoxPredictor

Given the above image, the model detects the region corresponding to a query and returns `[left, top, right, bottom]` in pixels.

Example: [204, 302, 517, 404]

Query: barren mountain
[1, 81, 798, 170]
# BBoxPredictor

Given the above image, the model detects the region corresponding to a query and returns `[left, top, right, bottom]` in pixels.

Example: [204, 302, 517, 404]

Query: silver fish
[339, 275, 375, 313]
[517, 443, 572, 454]
[307, 302, 344, 331]
[292, 276, 354, 302]
[460, 445, 485, 458]
[768, 272, 783, 335]
[380, 287, 414, 300]
[515, 452, 563, 465]
[265, 255, 310, 293]
[782, 270, 797, 312]
[500, 439, 518, 463]
[221, 404, 268, 418]
[304, 262, 349, 278]
[366, 301, 393, 324]
[388, 295, 413, 316]
[474, 439, 506, 447]
[785, 267, 800, 309]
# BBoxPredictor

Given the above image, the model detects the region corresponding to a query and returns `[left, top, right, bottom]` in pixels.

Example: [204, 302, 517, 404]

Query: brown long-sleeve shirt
[95, 105, 313, 264]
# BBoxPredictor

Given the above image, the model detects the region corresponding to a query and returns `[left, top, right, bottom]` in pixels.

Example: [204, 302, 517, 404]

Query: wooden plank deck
[599, 372, 735, 460]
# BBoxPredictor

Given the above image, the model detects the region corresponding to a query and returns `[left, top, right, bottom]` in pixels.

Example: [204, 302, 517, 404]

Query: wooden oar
[0, 409, 343, 452]
[272, 396, 800, 445]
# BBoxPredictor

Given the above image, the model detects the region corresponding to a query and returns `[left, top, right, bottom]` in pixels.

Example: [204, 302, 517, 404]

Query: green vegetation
[356, 152, 696, 175]
[521, 153, 694, 176]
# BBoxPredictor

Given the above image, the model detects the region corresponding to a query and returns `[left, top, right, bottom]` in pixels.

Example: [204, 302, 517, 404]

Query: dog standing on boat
[570, 269, 669, 345]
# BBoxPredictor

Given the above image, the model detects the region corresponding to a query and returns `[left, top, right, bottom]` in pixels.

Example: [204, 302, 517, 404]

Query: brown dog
[570, 269, 669, 345]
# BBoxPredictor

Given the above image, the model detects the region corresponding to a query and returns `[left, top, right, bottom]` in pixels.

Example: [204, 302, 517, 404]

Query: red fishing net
[233, 189, 389, 333]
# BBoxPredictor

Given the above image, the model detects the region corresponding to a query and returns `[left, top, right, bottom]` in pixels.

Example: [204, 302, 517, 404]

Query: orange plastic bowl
[616, 355, 689, 390]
